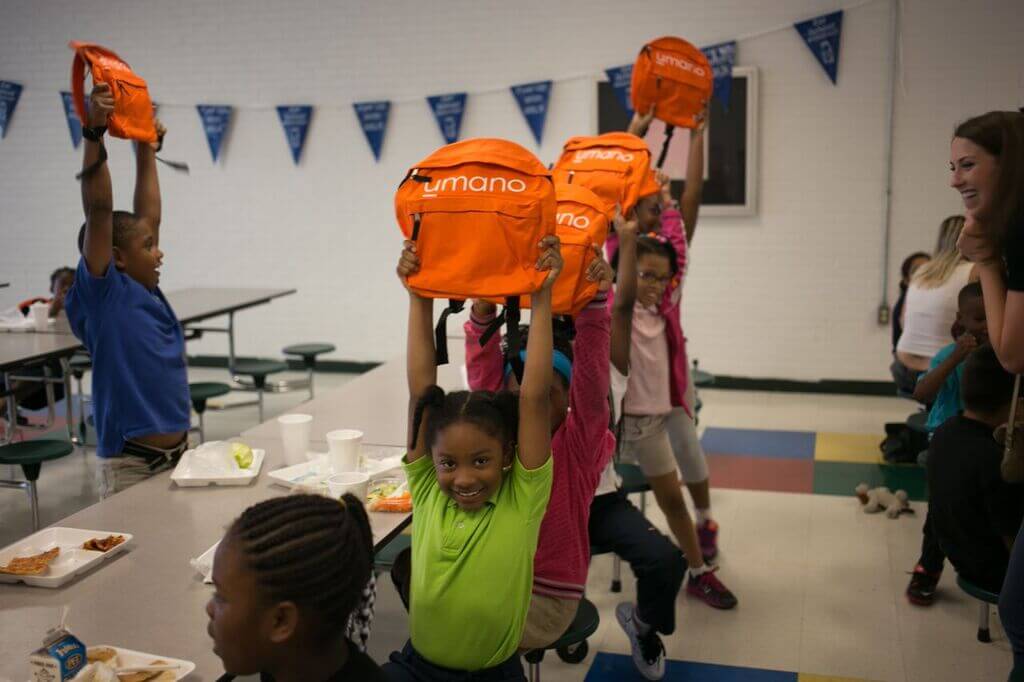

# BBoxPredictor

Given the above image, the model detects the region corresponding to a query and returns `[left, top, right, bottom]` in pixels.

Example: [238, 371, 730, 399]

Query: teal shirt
[404, 453, 553, 671]
[926, 343, 964, 432]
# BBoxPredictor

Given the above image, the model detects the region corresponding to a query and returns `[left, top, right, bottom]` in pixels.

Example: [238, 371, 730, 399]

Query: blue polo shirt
[65, 259, 190, 457]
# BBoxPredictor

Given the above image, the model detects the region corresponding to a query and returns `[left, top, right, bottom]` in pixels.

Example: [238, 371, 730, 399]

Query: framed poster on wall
[598, 66, 759, 217]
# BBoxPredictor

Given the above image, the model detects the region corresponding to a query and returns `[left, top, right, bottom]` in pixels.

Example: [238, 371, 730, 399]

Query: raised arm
[397, 241, 437, 462]
[517, 236, 562, 470]
[912, 334, 976, 403]
[133, 119, 165, 243]
[80, 84, 115, 277]
[680, 110, 707, 244]
[611, 211, 639, 375]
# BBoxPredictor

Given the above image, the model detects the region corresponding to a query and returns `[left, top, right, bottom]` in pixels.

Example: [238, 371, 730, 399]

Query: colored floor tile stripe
[814, 432, 885, 464]
[701, 427, 816, 460]
[707, 454, 814, 494]
[798, 674, 876, 682]
[586, 653, 796, 680]
[812, 460, 928, 501]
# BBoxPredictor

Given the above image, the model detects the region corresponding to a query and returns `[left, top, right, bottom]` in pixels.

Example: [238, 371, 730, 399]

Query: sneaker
[697, 519, 719, 562]
[906, 565, 941, 606]
[686, 567, 738, 609]
[615, 602, 666, 680]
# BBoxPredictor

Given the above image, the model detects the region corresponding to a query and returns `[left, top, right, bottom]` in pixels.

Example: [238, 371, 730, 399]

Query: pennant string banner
[196, 105, 232, 162]
[0, 81, 23, 139]
[60, 91, 82, 148]
[701, 41, 737, 109]
[427, 93, 467, 144]
[510, 80, 552, 145]
[353, 101, 390, 161]
[604, 65, 634, 119]
[276, 105, 313, 164]
[794, 10, 843, 85]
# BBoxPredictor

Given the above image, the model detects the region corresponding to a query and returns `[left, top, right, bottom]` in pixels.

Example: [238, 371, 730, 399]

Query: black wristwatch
[81, 125, 107, 142]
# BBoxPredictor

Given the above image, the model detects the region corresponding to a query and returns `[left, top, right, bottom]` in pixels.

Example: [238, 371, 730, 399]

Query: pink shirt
[606, 206, 691, 416]
[464, 295, 615, 600]
[622, 303, 672, 415]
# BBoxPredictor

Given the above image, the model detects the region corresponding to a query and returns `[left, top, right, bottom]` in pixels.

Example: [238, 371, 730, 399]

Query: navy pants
[382, 642, 525, 682]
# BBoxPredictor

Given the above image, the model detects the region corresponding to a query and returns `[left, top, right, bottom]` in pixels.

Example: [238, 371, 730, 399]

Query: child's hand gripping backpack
[395, 138, 556, 365]
[70, 42, 157, 143]
[631, 37, 713, 167]
[551, 133, 652, 215]
[69, 41, 188, 176]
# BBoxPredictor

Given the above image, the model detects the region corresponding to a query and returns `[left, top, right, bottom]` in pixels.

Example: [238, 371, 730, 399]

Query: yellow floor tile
[814, 432, 884, 463]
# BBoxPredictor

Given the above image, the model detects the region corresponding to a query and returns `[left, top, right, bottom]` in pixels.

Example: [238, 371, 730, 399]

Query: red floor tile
[706, 453, 815, 494]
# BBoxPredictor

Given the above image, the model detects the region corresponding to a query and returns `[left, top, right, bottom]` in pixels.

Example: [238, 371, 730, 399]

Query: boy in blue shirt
[65, 83, 190, 498]
[906, 281, 986, 605]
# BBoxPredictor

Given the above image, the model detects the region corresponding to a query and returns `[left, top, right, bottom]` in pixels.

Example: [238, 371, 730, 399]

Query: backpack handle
[434, 299, 465, 366]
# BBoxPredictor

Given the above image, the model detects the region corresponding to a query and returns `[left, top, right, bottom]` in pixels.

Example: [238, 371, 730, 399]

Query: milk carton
[29, 627, 87, 681]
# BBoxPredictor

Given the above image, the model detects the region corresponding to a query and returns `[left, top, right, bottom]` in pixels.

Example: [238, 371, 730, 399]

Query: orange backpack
[555, 182, 614, 249]
[69, 42, 157, 143]
[631, 37, 713, 131]
[395, 138, 556, 364]
[551, 133, 652, 214]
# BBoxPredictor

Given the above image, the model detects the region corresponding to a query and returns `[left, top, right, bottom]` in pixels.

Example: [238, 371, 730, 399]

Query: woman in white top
[894, 215, 977, 388]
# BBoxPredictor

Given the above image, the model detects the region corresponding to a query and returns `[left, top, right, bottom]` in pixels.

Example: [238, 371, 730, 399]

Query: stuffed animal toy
[855, 483, 913, 518]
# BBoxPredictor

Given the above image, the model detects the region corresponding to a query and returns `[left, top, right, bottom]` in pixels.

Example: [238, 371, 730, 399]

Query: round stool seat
[68, 354, 92, 377]
[549, 598, 599, 650]
[957, 575, 1000, 604]
[590, 543, 614, 556]
[374, 533, 411, 571]
[0, 440, 75, 480]
[615, 462, 651, 494]
[282, 343, 335, 368]
[232, 360, 289, 389]
[189, 382, 232, 412]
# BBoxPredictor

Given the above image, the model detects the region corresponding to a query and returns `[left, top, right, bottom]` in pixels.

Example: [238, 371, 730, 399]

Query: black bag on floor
[880, 422, 929, 464]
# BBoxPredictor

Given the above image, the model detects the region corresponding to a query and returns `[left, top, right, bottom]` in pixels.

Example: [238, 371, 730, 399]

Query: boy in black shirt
[927, 344, 1024, 594]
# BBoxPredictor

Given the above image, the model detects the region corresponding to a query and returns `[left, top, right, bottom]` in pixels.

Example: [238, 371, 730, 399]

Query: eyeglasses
[637, 271, 671, 284]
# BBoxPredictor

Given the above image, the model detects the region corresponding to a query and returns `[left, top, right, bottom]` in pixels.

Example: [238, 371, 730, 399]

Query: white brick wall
[1, 0, 1021, 380]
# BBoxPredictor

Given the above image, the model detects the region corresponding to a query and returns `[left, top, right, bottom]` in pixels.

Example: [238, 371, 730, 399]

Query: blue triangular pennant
[196, 105, 233, 162]
[794, 10, 843, 85]
[427, 93, 466, 144]
[60, 91, 82, 148]
[0, 81, 24, 139]
[604, 65, 634, 119]
[276, 105, 313, 164]
[701, 41, 737, 110]
[510, 81, 552, 146]
[353, 101, 390, 161]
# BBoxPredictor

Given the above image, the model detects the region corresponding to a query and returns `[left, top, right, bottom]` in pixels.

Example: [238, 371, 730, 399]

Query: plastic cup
[30, 302, 49, 331]
[278, 414, 313, 466]
[326, 471, 370, 501]
[326, 429, 363, 473]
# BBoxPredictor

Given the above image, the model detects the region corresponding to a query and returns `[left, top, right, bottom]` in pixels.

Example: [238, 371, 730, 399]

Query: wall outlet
[877, 304, 890, 325]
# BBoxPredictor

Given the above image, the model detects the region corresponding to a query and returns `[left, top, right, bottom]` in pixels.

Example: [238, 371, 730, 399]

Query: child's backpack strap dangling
[503, 297, 525, 384]
[655, 124, 675, 170]
[433, 299, 465, 366]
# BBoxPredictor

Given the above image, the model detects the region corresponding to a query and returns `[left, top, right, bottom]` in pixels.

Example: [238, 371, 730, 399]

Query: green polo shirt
[404, 453, 553, 671]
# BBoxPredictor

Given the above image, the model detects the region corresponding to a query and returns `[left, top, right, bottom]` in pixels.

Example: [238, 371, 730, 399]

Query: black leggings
[588, 490, 687, 635]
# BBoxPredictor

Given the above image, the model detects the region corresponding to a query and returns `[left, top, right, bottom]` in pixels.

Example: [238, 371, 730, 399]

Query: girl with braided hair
[207, 493, 386, 682]
[381, 236, 561, 681]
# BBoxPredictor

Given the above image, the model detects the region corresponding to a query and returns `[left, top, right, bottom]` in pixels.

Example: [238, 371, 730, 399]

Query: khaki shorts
[519, 593, 579, 650]
[94, 438, 187, 499]
[619, 380, 709, 482]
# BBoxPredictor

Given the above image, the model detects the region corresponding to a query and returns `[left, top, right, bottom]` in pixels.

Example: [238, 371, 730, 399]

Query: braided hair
[410, 385, 519, 453]
[227, 494, 374, 645]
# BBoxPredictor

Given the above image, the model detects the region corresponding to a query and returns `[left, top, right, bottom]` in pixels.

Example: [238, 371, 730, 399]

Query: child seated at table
[926, 345, 1024, 595]
[382, 238, 560, 681]
[0, 268, 76, 423]
[905, 283, 988, 605]
[208, 494, 386, 681]
[64, 84, 190, 497]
